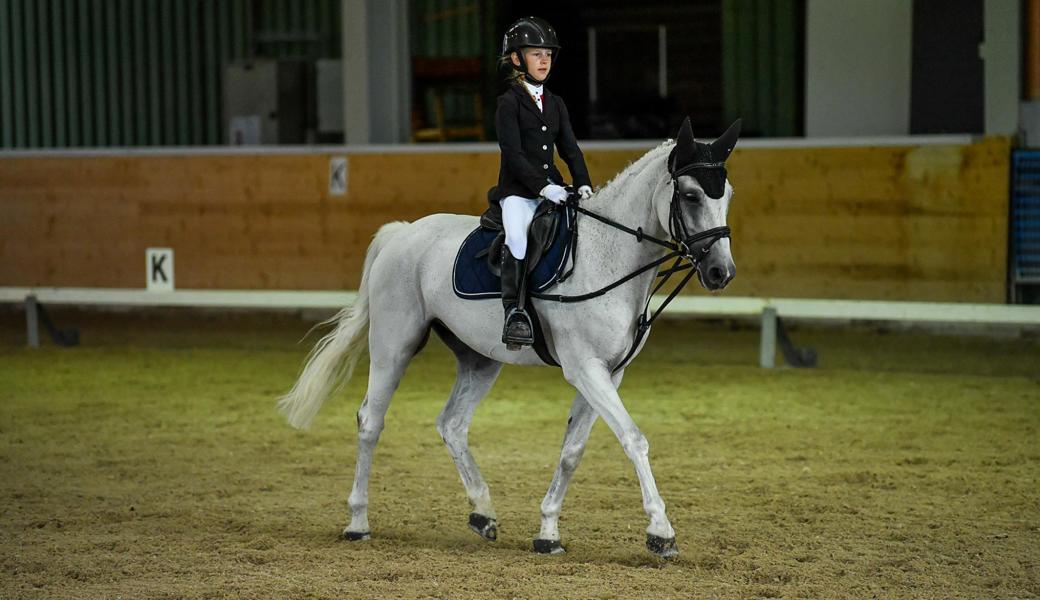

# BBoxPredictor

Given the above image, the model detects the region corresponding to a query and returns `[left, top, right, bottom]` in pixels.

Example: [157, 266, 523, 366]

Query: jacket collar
[511, 83, 549, 126]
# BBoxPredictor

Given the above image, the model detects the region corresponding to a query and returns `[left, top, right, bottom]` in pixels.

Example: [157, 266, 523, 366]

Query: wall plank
[0, 138, 1010, 301]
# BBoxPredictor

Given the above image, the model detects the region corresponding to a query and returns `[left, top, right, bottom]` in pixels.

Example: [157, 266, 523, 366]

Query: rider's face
[512, 48, 553, 82]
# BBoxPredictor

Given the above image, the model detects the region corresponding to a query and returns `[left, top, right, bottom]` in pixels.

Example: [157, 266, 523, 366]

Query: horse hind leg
[432, 322, 504, 542]
[533, 392, 598, 554]
[342, 363, 406, 540]
[342, 313, 427, 540]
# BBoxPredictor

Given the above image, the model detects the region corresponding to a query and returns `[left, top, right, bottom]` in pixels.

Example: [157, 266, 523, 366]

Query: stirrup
[503, 308, 534, 350]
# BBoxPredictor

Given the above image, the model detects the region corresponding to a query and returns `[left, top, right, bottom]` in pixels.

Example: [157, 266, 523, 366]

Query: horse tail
[277, 221, 408, 429]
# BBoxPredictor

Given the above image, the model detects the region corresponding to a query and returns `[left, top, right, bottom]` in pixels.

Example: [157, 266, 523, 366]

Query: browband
[667, 146, 727, 179]
[673, 162, 725, 177]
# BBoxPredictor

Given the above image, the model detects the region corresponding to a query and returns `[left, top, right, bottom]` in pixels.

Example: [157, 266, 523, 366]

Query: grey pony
[278, 117, 739, 558]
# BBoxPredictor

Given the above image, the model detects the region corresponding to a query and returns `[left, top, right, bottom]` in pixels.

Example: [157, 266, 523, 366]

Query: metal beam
[147, 0, 161, 144]
[51, 0, 67, 146]
[133, 0, 148, 145]
[24, 0, 39, 147]
[174, 0, 189, 145]
[105, 0, 120, 145]
[65, 0, 80, 146]
[160, 0, 175, 144]
[367, 0, 410, 143]
[983, 0, 1021, 134]
[0, 0, 13, 148]
[120, 0, 133, 145]
[77, 0, 94, 145]
[36, 0, 52, 146]
[188, 0, 203, 144]
[342, 0, 370, 143]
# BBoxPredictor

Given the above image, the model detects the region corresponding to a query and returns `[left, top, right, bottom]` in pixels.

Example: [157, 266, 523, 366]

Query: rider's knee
[505, 237, 527, 259]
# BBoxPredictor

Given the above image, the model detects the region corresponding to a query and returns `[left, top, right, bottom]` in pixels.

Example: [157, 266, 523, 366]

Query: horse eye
[684, 192, 701, 203]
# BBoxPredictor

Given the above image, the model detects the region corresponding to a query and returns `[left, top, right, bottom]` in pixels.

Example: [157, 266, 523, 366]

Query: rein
[529, 161, 731, 371]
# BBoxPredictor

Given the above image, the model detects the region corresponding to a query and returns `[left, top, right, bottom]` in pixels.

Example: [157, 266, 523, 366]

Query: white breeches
[500, 195, 541, 260]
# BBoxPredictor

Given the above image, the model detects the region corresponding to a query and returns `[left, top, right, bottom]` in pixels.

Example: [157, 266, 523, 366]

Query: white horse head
[652, 117, 740, 291]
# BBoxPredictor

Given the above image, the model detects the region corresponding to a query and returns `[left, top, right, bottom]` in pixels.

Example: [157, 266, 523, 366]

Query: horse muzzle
[697, 254, 735, 291]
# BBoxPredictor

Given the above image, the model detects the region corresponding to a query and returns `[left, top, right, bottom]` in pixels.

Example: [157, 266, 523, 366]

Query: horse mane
[594, 140, 674, 205]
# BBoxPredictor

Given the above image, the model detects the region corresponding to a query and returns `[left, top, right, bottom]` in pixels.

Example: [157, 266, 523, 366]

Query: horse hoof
[468, 513, 497, 542]
[646, 534, 678, 558]
[341, 530, 371, 541]
[533, 539, 565, 554]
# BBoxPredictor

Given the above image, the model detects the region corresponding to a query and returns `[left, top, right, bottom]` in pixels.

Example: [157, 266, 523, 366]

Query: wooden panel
[0, 138, 1010, 302]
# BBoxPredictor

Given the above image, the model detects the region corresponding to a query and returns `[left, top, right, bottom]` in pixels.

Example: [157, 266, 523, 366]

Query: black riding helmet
[501, 16, 560, 84]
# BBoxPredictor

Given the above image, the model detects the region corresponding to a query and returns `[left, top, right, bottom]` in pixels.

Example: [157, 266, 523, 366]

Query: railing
[4, 287, 1039, 368]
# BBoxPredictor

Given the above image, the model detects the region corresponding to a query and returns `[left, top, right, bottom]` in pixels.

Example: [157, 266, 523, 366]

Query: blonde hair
[498, 53, 525, 85]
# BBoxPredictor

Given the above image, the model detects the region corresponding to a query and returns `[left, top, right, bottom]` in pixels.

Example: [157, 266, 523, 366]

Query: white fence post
[25, 294, 39, 349]
[760, 306, 777, 368]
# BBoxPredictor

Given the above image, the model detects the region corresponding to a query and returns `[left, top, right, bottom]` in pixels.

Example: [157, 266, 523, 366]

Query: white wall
[805, 0, 912, 137]
[367, 0, 411, 143]
[341, 0, 411, 144]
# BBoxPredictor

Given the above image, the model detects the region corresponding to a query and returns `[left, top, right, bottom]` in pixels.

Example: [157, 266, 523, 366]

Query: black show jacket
[490, 83, 592, 206]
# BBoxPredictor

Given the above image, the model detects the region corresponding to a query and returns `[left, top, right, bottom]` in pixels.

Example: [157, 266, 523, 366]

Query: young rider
[492, 16, 593, 350]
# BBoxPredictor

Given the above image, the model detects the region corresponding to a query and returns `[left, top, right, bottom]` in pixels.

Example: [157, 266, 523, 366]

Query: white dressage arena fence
[3, 286, 1038, 368]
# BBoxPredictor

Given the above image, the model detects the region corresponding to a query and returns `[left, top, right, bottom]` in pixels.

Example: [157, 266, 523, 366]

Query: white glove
[540, 184, 569, 204]
[578, 185, 593, 200]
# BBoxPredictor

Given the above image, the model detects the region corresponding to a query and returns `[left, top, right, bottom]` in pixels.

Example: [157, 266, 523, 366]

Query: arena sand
[1, 310, 1038, 599]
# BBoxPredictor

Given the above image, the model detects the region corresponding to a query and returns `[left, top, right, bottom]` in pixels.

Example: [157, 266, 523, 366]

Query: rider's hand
[578, 185, 593, 201]
[540, 184, 569, 204]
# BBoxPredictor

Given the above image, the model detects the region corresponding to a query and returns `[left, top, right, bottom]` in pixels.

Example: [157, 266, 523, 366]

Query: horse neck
[567, 150, 673, 293]
[583, 150, 671, 248]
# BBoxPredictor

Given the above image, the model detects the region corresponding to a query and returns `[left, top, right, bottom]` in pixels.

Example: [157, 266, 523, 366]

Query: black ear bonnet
[668, 143, 728, 199]
[668, 118, 741, 200]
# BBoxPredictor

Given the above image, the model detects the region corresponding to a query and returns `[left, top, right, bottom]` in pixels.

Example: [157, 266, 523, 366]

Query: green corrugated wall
[412, 0, 481, 57]
[411, 0, 485, 129]
[0, 0, 340, 148]
[722, 0, 801, 137]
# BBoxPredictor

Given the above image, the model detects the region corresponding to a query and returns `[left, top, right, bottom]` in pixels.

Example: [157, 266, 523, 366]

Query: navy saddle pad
[452, 209, 573, 299]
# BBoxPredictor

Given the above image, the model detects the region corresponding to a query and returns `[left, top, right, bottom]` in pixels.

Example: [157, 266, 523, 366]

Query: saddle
[477, 193, 562, 277]
[451, 188, 577, 367]
[451, 187, 574, 301]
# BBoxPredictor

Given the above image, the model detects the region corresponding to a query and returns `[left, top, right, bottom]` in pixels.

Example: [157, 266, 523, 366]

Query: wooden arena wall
[0, 137, 1011, 302]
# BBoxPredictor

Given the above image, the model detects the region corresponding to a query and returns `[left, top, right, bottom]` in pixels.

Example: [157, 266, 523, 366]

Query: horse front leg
[534, 369, 623, 554]
[562, 357, 677, 558]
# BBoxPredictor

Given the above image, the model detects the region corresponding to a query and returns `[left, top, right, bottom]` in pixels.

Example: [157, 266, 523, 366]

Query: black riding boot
[501, 245, 534, 350]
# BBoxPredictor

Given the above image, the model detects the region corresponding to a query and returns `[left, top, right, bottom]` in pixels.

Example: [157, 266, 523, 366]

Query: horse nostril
[708, 265, 726, 285]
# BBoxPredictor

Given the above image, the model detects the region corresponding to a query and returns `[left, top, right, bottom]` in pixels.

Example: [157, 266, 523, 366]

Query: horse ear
[675, 116, 695, 164]
[711, 118, 742, 162]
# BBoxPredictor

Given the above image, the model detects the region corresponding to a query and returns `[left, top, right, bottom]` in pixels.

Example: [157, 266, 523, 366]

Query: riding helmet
[501, 17, 560, 83]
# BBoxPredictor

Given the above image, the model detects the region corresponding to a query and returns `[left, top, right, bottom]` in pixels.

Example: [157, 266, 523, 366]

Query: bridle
[529, 148, 733, 370]
[667, 150, 732, 260]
